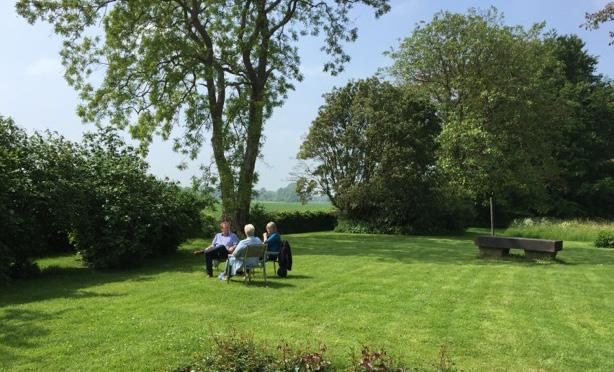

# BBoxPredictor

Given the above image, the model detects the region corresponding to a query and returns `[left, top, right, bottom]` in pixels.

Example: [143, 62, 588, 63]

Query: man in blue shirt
[201, 221, 239, 277]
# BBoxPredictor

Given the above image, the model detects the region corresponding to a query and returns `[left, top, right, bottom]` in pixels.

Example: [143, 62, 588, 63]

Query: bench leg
[525, 250, 557, 259]
[479, 246, 510, 258]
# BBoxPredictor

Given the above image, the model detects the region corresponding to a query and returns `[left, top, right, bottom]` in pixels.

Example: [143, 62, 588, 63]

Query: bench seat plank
[475, 236, 563, 259]
[475, 236, 562, 252]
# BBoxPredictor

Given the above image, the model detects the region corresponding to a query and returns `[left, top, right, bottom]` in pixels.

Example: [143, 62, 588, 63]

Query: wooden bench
[474, 236, 563, 259]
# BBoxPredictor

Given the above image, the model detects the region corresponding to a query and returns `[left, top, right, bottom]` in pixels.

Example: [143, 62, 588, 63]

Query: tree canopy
[387, 8, 567, 213]
[16, 0, 390, 228]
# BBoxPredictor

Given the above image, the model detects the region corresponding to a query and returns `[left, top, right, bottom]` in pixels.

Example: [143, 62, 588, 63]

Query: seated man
[200, 221, 239, 278]
[220, 224, 262, 280]
[263, 221, 282, 260]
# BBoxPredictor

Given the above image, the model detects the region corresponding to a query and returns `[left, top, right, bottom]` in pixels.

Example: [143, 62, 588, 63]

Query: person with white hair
[219, 224, 262, 280]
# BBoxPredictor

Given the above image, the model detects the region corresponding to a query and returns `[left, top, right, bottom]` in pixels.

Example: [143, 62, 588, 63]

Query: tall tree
[544, 34, 614, 217]
[387, 7, 565, 214]
[16, 0, 390, 228]
[296, 78, 472, 232]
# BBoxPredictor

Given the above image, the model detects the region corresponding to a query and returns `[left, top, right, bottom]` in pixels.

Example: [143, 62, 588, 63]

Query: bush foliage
[176, 332, 457, 372]
[0, 117, 211, 282]
[595, 231, 614, 248]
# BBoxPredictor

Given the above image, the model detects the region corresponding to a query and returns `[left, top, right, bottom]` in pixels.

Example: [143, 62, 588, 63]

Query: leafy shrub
[595, 231, 614, 248]
[353, 346, 407, 371]
[176, 332, 333, 372]
[0, 116, 41, 283]
[1, 117, 212, 280]
[177, 332, 457, 371]
[71, 130, 210, 269]
[250, 203, 337, 236]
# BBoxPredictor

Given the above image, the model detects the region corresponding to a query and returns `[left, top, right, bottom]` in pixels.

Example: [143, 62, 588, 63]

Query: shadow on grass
[0, 308, 59, 367]
[225, 279, 295, 289]
[4, 231, 612, 306]
[0, 249, 207, 307]
[0, 244, 307, 306]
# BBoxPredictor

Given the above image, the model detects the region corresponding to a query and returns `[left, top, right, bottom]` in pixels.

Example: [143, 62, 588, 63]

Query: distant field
[207, 201, 334, 215]
[254, 201, 333, 213]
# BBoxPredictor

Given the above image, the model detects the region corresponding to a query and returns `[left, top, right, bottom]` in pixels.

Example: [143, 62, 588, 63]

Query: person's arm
[232, 240, 245, 257]
[227, 233, 240, 253]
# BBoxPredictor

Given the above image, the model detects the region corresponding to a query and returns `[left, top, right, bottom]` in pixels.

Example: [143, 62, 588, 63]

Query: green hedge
[250, 203, 337, 236]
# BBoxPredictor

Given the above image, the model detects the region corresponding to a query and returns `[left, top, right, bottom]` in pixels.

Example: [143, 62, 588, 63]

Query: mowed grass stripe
[2, 232, 614, 371]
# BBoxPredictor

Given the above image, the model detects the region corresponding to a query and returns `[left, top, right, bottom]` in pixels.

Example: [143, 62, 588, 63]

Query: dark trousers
[205, 245, 229, 275]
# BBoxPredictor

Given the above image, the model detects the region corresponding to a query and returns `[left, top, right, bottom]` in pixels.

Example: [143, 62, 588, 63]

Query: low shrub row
[1, 117, 211, 283]
[175, 332, 457, 372]
[250, 203, 337, 236]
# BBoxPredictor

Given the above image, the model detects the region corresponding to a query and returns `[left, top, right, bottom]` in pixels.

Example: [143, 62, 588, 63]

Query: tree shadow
[0, 249, 206, 307]
[0, 308, 69, 368]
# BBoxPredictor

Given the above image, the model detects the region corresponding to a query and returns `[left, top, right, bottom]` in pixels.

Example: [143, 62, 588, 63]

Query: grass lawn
[2, 230, 614, 371]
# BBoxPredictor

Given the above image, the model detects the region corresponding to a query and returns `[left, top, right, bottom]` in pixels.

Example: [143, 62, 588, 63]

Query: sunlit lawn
[2, 230, 614, 371]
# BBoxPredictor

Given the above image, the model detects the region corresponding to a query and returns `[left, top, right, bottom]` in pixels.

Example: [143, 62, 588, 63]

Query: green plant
[595, 230, 614, 248]
[353, 346, 407, 371]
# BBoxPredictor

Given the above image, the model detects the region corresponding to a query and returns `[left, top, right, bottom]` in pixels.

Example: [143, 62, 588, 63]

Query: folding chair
[227, 243, 268, 285]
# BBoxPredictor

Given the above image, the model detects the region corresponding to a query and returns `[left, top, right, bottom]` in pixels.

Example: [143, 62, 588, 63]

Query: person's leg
[205, 245, 227, 276]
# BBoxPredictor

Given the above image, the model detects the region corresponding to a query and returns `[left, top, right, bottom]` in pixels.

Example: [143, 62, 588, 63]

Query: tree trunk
[235, 84, 266, 230]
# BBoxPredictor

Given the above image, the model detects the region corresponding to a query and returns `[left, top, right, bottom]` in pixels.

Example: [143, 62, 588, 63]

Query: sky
[1, 0, 612, 190]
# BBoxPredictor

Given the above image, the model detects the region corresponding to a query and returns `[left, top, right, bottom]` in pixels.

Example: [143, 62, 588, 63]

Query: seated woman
[219, 224, 262, 280]
[263, 221, 282, 260]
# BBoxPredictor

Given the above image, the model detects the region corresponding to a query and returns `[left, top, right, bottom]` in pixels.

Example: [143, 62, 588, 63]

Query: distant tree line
[0, 117, 211, 284]
[297, 7, 614, 233]
[253, 182, 329, 203]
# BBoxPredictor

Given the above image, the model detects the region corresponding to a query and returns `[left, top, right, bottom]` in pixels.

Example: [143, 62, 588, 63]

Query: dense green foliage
[388, 8, 614, 220]
[70, 130, 210, 269]
[297, 78, 474, 233]
[16, 0, 390, 230]
[0, 117, 210, 282]
[544, 35, 614, 218]
[388, 8, 558, 214]
[299, 8, 613, 228]
[595, 231, 614, 248]
[2, 232, 614, 370]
